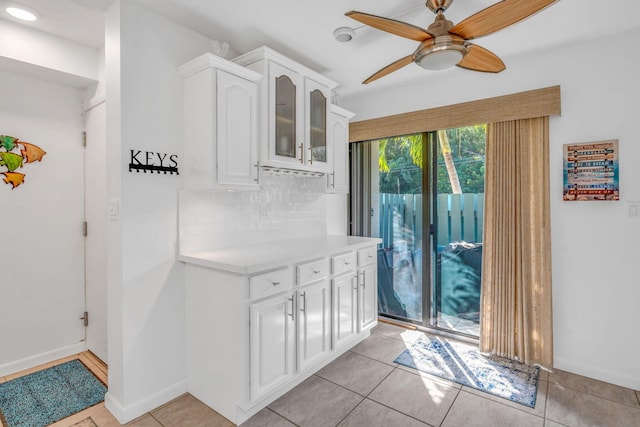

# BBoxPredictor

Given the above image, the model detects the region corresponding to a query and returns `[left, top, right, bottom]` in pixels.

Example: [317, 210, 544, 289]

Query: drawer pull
[344, 261, 351, 265]
[300, 292, 306, 313]
[313, 269, 320, 274]
[288, 296, 294, 320]
[271, 281, 281, 286]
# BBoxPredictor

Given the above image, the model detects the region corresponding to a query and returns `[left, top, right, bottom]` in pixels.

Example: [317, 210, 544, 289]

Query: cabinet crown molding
[330, 104, 356, 120]
[233, 45, 339, 90]
[179, 52, 263, 82]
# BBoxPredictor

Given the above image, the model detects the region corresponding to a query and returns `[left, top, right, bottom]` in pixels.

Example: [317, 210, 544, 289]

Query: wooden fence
[379, 193, 484, 249]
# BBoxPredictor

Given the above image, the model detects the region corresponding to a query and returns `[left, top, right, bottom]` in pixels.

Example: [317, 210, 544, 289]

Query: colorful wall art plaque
[0, 135, 46, 189]
[563, 139, 619, 201]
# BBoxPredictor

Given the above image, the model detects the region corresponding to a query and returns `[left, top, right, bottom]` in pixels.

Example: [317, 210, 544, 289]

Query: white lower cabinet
[184, 242, 379, 425]
[332, 272, 358, 348]
[250, 292, 295, 400]
[358, 247, 378, 331]
[296, 279, 331, 371]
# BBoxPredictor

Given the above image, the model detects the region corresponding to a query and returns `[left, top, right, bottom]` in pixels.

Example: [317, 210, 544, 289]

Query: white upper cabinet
[327, 105, 355, 193]
[234, 47, 337, 173]
[179, 53, 262, 191]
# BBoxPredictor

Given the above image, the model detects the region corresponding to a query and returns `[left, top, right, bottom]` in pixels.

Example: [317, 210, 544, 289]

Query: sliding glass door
[350, 126, 486, 337]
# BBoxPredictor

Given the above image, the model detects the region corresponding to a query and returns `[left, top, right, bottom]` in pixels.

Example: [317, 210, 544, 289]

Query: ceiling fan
[345, 0, 558, 84]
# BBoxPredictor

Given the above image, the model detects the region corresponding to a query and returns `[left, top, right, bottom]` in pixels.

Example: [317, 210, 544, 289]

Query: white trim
[0, 341, 85, 377]
[105, 379, 188, 424]
[178, 52, 262, 82]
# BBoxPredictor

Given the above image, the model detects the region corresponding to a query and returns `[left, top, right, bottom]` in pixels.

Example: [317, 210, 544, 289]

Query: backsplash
[179, 174, 328, 253]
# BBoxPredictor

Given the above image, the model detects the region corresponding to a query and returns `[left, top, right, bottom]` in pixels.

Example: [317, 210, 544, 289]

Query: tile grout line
[332, 394, 366, 427]
[437, 386, 462, 427]
[147, 410, 165, 427]
[360, 365, 444, 426]
[542, 377, 550, 423]
[345, 349, 401, 369]
[546, 379, 640, 409]
[457, 387, 548, 422]
[264, 407, 301, 427]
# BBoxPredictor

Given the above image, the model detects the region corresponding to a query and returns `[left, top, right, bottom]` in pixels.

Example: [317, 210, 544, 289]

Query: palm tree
[378, 132, 461, 194]
[437, 130, 462, 194]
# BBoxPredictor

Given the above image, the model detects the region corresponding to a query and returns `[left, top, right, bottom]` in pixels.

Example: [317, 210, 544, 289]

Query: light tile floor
[3, 323, 640, 427]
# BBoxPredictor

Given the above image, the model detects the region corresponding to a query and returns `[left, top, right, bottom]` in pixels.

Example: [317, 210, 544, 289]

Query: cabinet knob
[271, 281, 280, 286]
[313, 269, 320, 274]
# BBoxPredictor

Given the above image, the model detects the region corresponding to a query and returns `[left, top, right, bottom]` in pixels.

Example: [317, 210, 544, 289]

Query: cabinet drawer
[331, 252, 357, 275]
[250, 268, 292, 300]
[296, 258, 330, 285]
[357, 247, 377, 267]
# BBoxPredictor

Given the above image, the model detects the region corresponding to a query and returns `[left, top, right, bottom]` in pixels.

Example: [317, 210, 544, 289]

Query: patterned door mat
[0, 359, 106, 427]
[394, 335, 540, 407]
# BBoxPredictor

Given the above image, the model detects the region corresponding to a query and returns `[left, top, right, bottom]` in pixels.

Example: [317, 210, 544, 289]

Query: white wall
[0, 70, 86, 374]
[0, 18, 98, 88]
[343, 28, 640, 390]
[104, 1, 214, 422]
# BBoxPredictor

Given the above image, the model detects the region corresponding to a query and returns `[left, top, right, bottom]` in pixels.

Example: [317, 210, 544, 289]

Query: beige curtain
[480, 117, 553, 367]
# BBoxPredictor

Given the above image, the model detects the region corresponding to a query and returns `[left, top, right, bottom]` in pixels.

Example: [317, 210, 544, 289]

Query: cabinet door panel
[297, 280, 331, 371]
[304, 78, 331, 172]
[250, 294, 295, 400]
[328, 112, 349, 193]
[269, 62, 302, 166]
[333, 274, 357, 348]
[359, 264, 378, 331]
[217, 70, 259, 187]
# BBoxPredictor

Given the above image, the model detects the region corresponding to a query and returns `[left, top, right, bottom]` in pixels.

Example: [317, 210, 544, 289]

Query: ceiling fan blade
[363, 54, 415, 84]
[449, 0, 557, 40]
[346, 11, 433, 42]
[456, 44, 506, 73]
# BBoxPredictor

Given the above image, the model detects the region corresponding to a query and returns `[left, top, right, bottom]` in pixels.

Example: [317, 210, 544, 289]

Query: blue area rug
[0, 359, 106, 427]
[394, 335, 539, 407]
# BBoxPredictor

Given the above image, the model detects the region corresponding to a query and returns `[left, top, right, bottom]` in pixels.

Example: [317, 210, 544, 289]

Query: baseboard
[0, 342, 86, 377]
[105, 379, 188, 424]
[554, 356, 640, 390]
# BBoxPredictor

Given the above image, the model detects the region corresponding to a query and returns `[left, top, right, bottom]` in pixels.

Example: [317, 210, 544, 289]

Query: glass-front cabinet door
[305, 78, 331, 172]
[270, 61, 303, 167]
[275, 74, 297, 158]
[309, 89, 326, 163]
[268, 61, 332, 171]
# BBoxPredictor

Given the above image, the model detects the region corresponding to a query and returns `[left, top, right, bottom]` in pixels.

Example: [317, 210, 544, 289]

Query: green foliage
[436, 125, 486, 194]
[377, 125, 486, 195]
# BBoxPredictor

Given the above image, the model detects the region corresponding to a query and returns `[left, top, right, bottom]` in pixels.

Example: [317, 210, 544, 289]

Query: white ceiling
[3, 0, 640, 98]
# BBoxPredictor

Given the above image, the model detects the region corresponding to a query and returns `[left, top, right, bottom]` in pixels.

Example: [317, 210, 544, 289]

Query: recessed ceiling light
[6, 5, 38, 21]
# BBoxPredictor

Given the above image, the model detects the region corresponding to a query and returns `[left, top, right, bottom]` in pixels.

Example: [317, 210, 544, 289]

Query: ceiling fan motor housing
[426, 0, 454, 13]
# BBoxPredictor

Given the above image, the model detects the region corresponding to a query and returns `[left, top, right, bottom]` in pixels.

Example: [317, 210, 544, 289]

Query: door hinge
[80, 311, 89, 327]
[82, 221, 88, 237]
[82, 131, 87, 147]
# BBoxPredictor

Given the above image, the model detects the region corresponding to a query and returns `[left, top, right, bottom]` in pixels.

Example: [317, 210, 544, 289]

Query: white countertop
[179, 235, 382, 275]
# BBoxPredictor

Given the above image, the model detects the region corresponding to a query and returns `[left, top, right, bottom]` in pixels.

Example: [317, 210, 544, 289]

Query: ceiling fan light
[414, 36, 467, 71]
[417, 49, 463, 70]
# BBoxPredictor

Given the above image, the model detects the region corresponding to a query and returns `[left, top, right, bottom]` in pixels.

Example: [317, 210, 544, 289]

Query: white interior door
[83, 101, 108, 362]
[0, 73, 86, 371]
